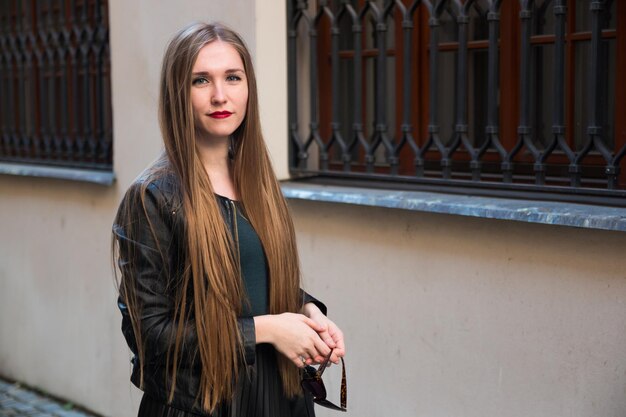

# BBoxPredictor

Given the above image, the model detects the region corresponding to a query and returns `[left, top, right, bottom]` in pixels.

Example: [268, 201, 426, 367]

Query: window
[0, 0, 112, 171]
[288, 0, 626, 206]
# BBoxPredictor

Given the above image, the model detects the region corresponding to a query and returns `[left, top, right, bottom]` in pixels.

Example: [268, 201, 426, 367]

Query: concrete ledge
[281, 181, 626, 232]
[0, 163, 115, 185]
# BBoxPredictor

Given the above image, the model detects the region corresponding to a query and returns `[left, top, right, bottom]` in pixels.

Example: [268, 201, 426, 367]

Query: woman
[112, 22, 345, 417]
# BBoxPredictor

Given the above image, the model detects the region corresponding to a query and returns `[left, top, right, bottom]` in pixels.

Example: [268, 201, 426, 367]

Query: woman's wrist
[302, 302, 322, 319]
[253, 315, 274, 344]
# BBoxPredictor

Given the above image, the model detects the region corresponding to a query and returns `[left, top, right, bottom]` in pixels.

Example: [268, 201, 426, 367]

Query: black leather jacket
[114, 174, 325, 415]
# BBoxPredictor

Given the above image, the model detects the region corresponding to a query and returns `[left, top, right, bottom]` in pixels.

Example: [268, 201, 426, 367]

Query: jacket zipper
[229, 199, 242, 273]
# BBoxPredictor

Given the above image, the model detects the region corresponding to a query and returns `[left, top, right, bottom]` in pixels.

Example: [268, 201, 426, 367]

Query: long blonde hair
[114, 22, 302, 412]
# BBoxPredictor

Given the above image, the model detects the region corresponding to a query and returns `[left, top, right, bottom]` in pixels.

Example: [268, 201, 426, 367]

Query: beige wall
[292, 200, 626, 417]
[255, 0, 290, 179]
[0, 179, 122, 413]
[1, 1, 626, 417]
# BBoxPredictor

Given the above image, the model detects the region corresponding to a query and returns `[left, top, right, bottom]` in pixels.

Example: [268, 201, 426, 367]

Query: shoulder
[126, 170, 182, 213]
[114, 170, 184, 241]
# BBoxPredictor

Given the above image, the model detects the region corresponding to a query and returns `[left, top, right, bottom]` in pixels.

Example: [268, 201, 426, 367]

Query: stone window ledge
[0, 163, 115, 185]
[281, 181, 626, 233]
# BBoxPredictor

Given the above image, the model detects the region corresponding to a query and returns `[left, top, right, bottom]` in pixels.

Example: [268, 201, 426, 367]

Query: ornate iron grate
[0, 0, 112, 171]
[287, 0, 626, 206]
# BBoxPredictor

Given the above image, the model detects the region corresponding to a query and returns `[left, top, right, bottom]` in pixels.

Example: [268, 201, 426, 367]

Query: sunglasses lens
[301, 379, 326, 400]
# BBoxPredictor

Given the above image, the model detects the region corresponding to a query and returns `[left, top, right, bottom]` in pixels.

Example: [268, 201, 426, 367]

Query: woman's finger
[327, 325, 345, 363]
[301, 335, 330, 363]
[292, 355, 307, 368]
[301, 315, 326, 332]
[318, 330, 336, 349]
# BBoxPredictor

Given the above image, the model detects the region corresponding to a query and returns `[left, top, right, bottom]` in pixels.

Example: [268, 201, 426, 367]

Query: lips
[209, 111, 232, 119]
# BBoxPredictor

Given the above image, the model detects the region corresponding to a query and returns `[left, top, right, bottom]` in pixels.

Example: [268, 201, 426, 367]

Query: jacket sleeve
[115, 182, 257, 367]
[302, 290, 327, 316]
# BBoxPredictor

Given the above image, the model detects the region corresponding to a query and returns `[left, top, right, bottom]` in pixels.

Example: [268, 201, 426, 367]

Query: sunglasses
[301, 349, 347, 412]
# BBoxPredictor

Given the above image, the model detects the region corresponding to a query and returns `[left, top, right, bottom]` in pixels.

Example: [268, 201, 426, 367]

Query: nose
[211, 82, 226, 106]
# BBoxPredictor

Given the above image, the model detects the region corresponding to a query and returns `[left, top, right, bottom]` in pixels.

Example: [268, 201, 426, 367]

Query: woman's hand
[302, 303, 346, 365]
[254, 313, 332, 368]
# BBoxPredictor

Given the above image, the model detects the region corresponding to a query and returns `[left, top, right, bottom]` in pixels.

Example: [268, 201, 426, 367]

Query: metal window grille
[0, 0, 112, 171]
[287, 0, 626, 206]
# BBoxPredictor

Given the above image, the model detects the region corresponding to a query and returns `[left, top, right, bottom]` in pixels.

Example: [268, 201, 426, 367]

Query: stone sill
[281, 181, 626, 233]
[0, 163, 115, 186]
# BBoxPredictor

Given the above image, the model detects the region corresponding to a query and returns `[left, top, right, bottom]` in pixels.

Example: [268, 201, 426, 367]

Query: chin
[211, 130, 236, 139]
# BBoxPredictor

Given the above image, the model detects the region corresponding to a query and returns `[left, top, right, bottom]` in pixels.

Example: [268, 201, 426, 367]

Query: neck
[196, 134, 237, 199]
[196, 135, 230, 174]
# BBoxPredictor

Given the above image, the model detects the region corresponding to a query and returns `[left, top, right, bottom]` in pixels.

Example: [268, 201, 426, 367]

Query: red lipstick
[209, 111, 232, 119]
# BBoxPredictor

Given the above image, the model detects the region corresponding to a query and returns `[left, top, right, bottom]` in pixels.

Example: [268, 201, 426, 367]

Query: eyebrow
[192, 68, 245, 76]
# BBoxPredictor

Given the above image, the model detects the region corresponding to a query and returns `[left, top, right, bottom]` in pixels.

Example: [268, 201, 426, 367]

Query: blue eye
[192, 77, 208, 86]
[226, 75, 242, 82]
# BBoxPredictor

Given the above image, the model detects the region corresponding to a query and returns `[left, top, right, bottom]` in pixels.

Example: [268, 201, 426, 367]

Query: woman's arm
[115, 182, 196, 365]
